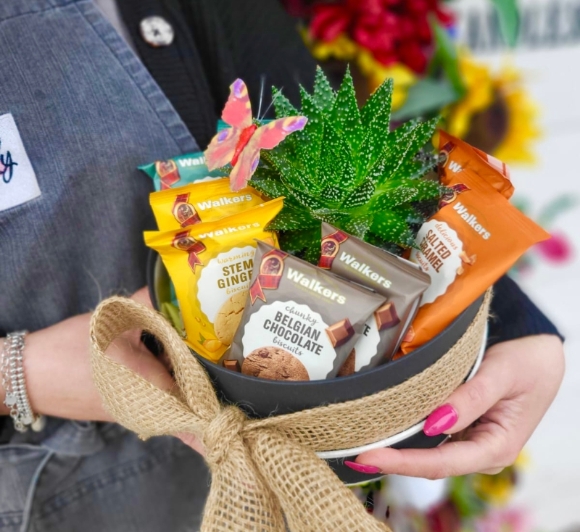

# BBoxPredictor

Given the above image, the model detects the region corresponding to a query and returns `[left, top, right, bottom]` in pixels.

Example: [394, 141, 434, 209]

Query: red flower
[426, 501, 462, 532]
[308, 0, 455, 73]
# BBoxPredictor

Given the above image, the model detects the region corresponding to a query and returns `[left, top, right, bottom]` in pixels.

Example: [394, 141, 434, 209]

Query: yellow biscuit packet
[144, 198, 283, 362]
[149, 178, 267, 231]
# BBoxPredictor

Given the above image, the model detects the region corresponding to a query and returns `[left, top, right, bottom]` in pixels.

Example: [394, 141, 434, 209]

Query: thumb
[423, 349, 512, 437]
[176, 432, 205, 455]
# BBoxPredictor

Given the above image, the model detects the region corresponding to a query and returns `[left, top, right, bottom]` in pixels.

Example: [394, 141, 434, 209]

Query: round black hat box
[147, 250, 484, 485]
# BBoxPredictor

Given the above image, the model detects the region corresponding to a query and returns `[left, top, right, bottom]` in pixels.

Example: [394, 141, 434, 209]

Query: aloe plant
[250, 66, 444, 262]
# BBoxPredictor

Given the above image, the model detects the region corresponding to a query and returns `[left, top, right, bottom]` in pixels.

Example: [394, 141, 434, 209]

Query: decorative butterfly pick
[204, 78, 307, 191]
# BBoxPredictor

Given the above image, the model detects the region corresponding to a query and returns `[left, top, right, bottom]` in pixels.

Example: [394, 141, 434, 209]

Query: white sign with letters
[0, 113, 41, 212]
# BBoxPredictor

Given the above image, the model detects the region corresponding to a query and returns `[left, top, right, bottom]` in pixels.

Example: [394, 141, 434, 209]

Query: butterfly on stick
[205, 78, 307, 191]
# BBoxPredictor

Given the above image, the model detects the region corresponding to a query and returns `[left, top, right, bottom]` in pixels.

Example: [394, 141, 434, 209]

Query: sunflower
[357, 49, 416, 111]
[445, 52, 540, 165]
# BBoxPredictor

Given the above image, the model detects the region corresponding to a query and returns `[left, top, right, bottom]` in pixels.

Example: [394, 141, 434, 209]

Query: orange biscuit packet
[399, 132, 550, 354]
[149, 178, 266, 231]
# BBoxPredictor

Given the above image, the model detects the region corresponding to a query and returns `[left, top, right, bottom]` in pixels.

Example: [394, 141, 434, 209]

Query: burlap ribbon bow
[90, 292, 490, 532]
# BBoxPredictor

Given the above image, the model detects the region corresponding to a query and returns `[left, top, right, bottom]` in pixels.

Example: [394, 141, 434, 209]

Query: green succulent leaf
[371, 211, 417, 248]
[312, 65, 336, 112]
[318, 212, 352, 227]
[374, 179, 441, 210]
[282, 182, 328, 212]
[291, 88, 326, 181]
[341, 214, 374, 239]
[374, 186, 424, 210]
[264, 150, 313, 193]
[361, 77, 393, 129]
[267, 208, 318, 231]
[317, 122, 356, 193]
[319, 184, 351, 205]
[263, 67, 443, 256]
[278, 227, 320, 254]
[303, 243, 322, 265]
[250, 168, 291, 199]
[271, 87, 299, 118]
[387, 117, 440, 180]
[330, 66, 363, 153]
[391, 204, 430, 226]
[369, 117, 438, 187]
[341, 177, 376, 209]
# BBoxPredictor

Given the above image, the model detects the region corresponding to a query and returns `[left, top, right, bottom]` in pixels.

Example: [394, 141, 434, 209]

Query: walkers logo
[452, 202, 491, 239]
[0, 113, 41, 212]
[177, 155, 205, 168]
[337, 252, 392, 289]
[196, 194, 254, 211]
[448, 160, 463, 173]
[286, 268, 347, 304]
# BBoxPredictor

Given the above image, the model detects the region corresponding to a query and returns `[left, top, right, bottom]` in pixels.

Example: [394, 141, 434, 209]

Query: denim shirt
[0, 1, 209, 530]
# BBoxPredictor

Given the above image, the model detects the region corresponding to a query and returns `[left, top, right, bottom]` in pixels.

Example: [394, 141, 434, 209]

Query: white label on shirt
[0, 113, 41, 212]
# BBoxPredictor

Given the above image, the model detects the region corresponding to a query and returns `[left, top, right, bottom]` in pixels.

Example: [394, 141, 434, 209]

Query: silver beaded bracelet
[1, 331, 45, 433]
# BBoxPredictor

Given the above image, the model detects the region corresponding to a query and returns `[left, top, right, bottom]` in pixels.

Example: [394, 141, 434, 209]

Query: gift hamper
[89, 68, 549, 532]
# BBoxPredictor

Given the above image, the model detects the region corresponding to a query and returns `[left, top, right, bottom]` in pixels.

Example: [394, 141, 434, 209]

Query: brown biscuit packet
[227, 241, 386, 381]
[319, 223, 431, 374]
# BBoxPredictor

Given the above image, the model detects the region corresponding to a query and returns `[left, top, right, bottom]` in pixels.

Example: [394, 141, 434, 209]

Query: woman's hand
[346, 334, 565, 478]
[21, 287, 171, 422]
[4, 287, 204, 454]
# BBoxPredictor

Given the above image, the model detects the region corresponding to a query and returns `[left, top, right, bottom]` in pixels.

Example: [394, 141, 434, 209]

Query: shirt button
[139, 16, 175, 47]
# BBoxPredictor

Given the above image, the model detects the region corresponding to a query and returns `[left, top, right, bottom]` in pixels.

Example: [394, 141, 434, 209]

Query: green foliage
[429, 19, 465, 97]
[392, 79, 458, 121]
[490, 0, 520, 47]
[250, 66, 444, 261]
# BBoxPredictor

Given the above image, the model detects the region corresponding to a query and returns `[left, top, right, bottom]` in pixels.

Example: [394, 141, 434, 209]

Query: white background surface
[456, 3, 580, 528]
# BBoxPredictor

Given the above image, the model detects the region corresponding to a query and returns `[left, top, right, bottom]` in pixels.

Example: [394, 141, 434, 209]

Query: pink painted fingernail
[424, 404, 458, 436]
[344, 461, 382, 474]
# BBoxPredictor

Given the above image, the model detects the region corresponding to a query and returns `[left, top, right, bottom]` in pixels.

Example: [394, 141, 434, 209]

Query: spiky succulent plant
[250, 66, 444, 263]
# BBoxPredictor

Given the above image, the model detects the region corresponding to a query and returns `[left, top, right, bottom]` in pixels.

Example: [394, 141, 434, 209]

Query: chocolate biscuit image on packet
[149, 178, 267, 231]
[228, 241, 387, 381]
[139, 151, 225, 191]
[319, 223, 431, 374]
[144, 198, 283, 363]
[399, 131, 550, 354]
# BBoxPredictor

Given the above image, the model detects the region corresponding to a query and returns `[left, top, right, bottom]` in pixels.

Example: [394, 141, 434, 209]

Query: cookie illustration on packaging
[242, 347, 309, 381]
[214, 292, 247, 345]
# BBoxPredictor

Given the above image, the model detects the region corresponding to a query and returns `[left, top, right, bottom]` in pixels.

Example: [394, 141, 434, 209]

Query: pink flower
[474, 507, 533, 532]
[535, 231, 573, 263]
